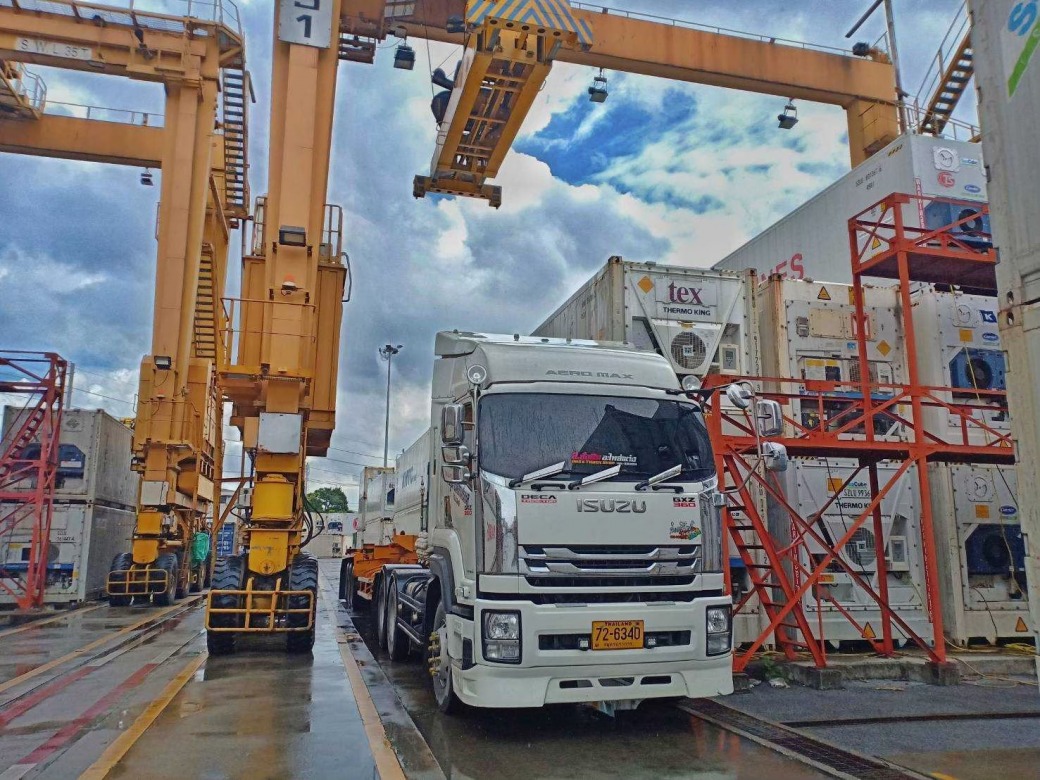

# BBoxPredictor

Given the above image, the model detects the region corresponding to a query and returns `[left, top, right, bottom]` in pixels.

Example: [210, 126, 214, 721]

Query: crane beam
[0, 114, 163, 165]
[344, 0, 900, 203]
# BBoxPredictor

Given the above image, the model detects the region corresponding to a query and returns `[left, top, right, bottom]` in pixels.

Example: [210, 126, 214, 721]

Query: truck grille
[520, 545, 700, 578]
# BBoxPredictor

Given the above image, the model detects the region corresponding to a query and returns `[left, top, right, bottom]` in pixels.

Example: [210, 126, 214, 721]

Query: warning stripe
[467, 0, 593, 46]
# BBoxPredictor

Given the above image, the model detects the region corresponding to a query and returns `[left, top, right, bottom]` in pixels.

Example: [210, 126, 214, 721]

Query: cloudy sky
[0, 0, 968, 508]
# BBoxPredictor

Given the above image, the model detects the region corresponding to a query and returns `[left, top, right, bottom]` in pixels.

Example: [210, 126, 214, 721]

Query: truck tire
[108, 552, 133, 607]
[286, 554, 318, 654]
[154, 552, 179, 607]
[375, 576, 389, 651]
[341, 559, 355, 610]
[429, 599, 460, 714]
[386, 577, 410, 662]
[175, 552, 188, 599]
[207, 555, 245, 655]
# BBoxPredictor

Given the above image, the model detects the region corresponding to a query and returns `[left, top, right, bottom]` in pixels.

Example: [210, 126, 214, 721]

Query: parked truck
[354, 331, 769, 712]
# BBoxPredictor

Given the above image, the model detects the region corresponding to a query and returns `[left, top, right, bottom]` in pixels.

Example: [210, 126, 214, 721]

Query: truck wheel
[375, 576, 389, 651]
[341, 560, 356, 610]
[108, 552, 133, 607]
[286, 554, 318, 654]
[189, 565, 202, 593]
[429, 599, 460, 714]
[207, 555, 245, 655]
[175, 553, 188, 599]
[154, 552, 179, 607]
[386, 578, 410, 661]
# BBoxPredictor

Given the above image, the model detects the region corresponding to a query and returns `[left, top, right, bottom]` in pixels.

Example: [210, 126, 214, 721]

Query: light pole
[379, 344, 402, 467]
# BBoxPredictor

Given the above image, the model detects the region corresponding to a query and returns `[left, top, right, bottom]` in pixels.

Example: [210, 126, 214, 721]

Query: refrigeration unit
[911, 288, 1009, 443]
[930, 463, 1030, 644]
[768, 458, 930, 645]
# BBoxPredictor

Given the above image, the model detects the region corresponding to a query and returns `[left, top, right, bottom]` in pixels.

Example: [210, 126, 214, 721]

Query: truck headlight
[482, 610, 521, 664]
[705, 606, 732, 657]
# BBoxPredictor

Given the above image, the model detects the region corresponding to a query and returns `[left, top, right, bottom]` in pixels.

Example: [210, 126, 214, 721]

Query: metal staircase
[221, 67, 249, 225]
[0, 61, 45, 120]
[916, 1, 974, 136]
[193, 245, 218, 361]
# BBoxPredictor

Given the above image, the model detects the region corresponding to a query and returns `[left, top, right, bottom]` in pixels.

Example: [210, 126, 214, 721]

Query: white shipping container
[306, 533, 347, 559]
[766, 458, 930, 645]
[392, 429, 431, 538]
[0, 502, 134, 606]
[359, 466, 396, 546]
[911, 288, 1009, 442]
[532, 256, 758, 381]
[930, 463, 1030, 644]
[1, 408, 138, 509]
[713, 133, 988, 285]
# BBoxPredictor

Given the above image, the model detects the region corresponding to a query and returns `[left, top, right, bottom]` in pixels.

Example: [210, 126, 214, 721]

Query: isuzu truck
[363, 331, 738, 712]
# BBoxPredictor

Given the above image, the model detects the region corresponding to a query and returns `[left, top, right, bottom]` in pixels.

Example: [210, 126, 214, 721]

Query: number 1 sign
[278, 0, 335, 48]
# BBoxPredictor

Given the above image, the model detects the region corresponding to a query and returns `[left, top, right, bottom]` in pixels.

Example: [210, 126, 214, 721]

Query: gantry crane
[0, 0, 249, 608]
[200, 0, 899, 652]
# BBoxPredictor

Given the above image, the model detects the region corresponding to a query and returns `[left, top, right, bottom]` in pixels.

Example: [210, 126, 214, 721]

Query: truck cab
[378, 332, 735, 712]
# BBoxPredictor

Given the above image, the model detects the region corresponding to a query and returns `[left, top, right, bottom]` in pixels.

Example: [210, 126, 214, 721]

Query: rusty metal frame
[0, 351, 67, 610]
[706, 193, 1013, 673]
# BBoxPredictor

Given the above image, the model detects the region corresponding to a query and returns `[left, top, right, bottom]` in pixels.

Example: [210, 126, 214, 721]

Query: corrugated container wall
[971, 0, 1040, 662]
[1, 408, 138, 509]
[393, 430, 432, 537]
[532, 256, 758, 381]
[359, 466, 395, 546]
[0, 503, 134, 606]
[712, 133, 987, 285]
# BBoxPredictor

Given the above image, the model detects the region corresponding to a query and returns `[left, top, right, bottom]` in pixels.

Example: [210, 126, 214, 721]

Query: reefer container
[767, 458, 929, 644]
[1, 408, 138, 509]
[392, 429, 431, 536]
[929, 463, 1030, 644]
[0, 502, 134, 606]
[532, 256, 758, 383]
[713, 133, 988, 285]
[971, 0, 1040, 663]
[306, 533, 347, 559]
[911, 288, 1009, 442]
[359, 466, 396, 546]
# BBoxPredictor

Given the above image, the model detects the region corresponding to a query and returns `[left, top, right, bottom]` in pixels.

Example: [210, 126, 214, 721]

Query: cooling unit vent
[671, 332, 707, 371]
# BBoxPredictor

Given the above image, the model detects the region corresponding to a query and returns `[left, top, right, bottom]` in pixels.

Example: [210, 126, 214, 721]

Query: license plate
[591, 620, 644, 650]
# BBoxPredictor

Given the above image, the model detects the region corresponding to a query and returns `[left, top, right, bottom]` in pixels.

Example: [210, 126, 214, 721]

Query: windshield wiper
[508, 460, 569, 488]
[567, 463, 622, 490]
[635, 463, 683, 491]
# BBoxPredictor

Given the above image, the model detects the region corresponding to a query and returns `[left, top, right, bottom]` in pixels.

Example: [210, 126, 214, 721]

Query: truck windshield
[478, 394, 714, 483]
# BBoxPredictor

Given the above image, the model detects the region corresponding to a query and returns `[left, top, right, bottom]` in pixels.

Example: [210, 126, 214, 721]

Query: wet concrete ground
[333, 562, 829, 780]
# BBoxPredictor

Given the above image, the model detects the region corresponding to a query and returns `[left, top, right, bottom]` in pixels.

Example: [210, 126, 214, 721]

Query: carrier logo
[576, 499, 646, 513]
[964, 184, 982, 194]
[1000, 505, 1017, 516]
[521, 494, 557, 504]
[982, 332, 1000, 342]
[673, 497, 698, 509]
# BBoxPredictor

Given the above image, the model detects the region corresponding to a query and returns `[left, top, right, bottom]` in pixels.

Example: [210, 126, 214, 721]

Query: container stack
[0, 408, 139, 606]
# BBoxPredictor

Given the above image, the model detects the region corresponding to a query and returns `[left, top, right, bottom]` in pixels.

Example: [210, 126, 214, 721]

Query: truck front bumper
[450, 596, 733, 708]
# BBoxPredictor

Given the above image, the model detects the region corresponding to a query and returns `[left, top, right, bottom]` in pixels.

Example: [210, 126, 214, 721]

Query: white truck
[366, 331, 770, 712]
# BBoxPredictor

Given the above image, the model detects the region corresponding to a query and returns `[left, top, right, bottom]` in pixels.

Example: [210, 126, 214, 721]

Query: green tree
[306, 486, 351, 513]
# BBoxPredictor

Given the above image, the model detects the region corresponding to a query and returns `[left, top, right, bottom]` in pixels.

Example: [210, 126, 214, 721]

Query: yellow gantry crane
[0, 0, 248, 608]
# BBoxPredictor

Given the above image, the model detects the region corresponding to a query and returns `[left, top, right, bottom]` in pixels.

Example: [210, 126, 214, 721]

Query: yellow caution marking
[975, 505, 991, 520]
[871, 237, 882, 250]
[929, 773, 959, 780]
[637, 275, 654, 294]
[78, 653, 205, 780]
[1015, 617, 1029, 632]
[877, 340, 892, 357]
[827, 477, 843, 493]
[959, 328, 973, 343]
[0, 595, 203, 697]
[862, 623, 876, 640]
[817, 286, 831, 301]
[0, 603, 104, 639]
[319, 577, 407, 780]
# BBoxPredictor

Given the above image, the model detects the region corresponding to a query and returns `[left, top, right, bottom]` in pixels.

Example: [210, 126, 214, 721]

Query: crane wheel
[175, 552, 188, 600]
[108, 552, 134, 607]
[207, 555, 245, 656]
[286, 553, 318, 654]
[153, 552, 179, 607]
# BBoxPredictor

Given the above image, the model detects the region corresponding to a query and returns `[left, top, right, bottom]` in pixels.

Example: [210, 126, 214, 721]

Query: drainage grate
[678, 700, 930, 780]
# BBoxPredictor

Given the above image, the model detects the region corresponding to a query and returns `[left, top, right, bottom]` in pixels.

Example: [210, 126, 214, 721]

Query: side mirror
[441, 404, 464, 445]
[756, 399, 784, 438]
[725, 382, 754, 410]
[442, 444, 471, 466]
[441, 464, 470, 484]
[762, 442, 789, 472]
